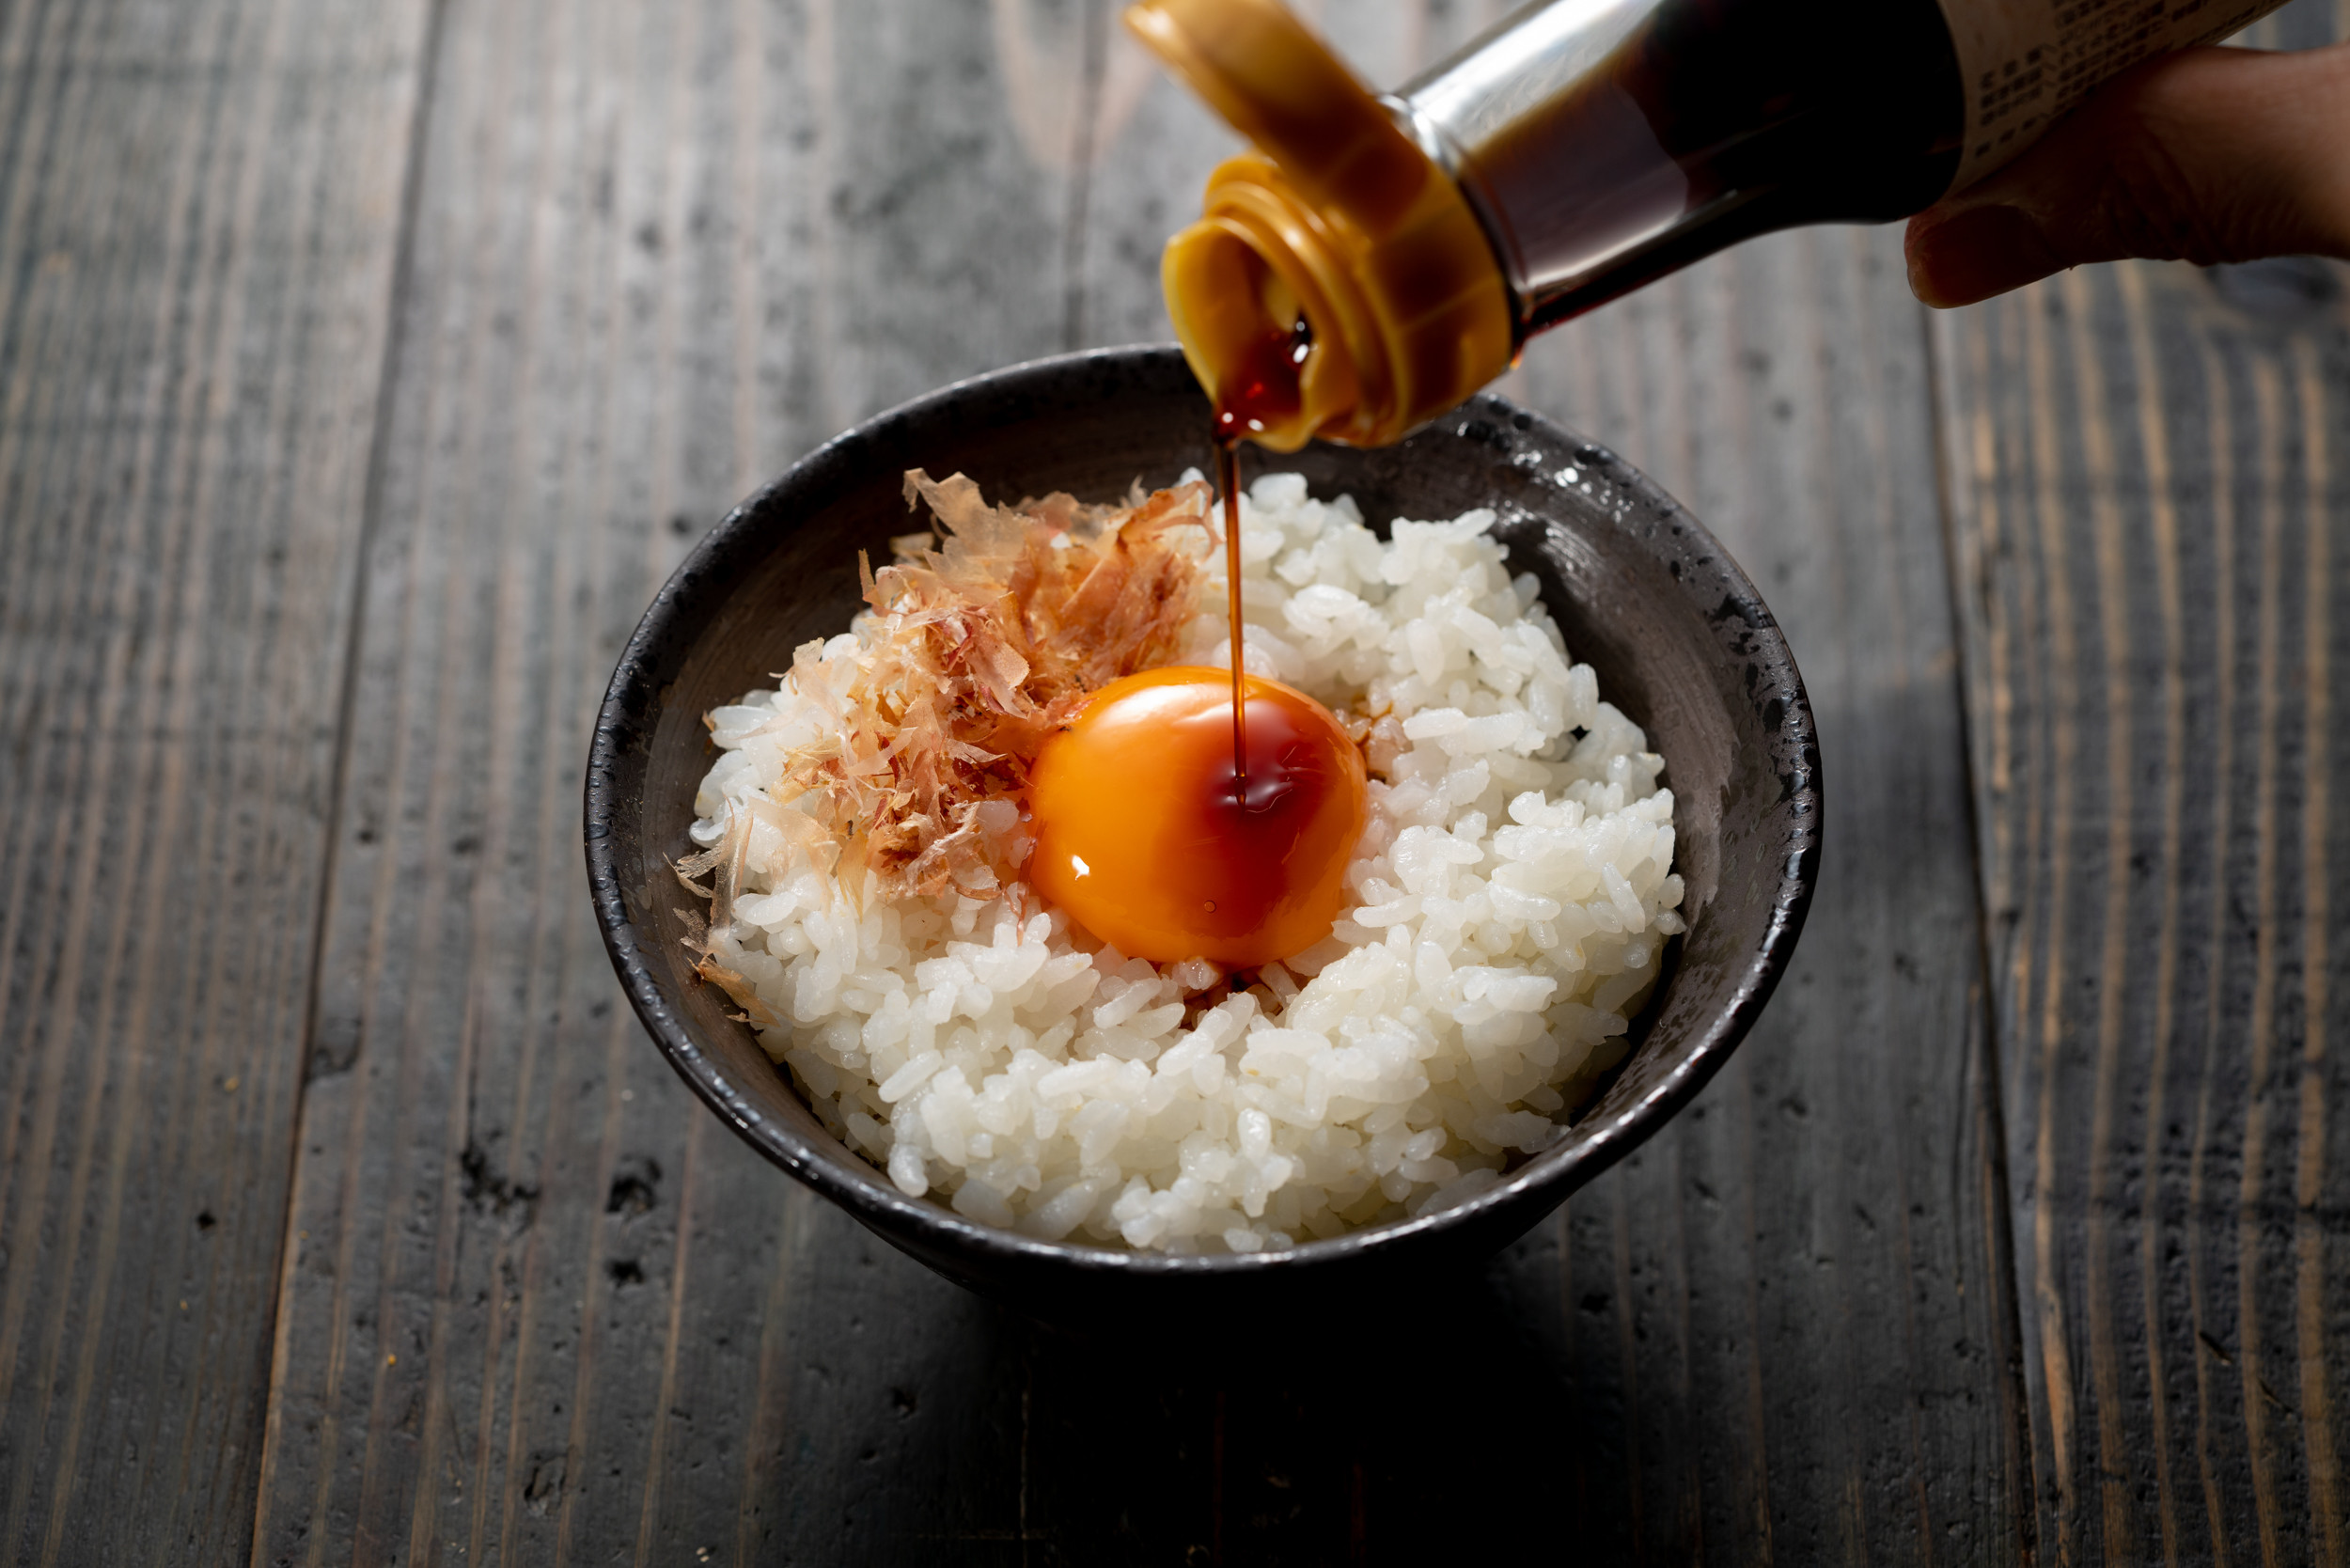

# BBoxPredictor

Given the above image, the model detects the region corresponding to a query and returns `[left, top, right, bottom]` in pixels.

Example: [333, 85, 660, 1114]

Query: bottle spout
[1128, 0, 1514, 449]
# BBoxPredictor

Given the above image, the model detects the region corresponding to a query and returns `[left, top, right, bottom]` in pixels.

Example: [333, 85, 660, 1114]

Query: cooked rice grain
[688, 473, 1684, 1252]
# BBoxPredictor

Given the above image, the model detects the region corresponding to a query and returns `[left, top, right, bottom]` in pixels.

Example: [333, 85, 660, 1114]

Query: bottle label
[1940, 0, 2292, 191]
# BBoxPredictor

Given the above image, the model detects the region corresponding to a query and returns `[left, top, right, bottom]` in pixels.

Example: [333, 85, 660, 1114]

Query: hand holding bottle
[1906, 42, 2350, 307]
[1136, 0, 2335, 450]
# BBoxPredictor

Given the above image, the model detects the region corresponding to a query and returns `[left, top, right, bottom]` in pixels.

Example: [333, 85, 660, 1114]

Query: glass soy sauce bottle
[1130, 0, 2295, 452]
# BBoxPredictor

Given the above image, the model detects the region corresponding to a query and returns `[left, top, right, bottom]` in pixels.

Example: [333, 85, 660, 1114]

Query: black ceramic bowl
[587, 346, 1817, 1321]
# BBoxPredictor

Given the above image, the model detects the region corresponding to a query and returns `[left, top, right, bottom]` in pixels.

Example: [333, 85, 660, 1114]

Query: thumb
[1905, 42, 2350, 308]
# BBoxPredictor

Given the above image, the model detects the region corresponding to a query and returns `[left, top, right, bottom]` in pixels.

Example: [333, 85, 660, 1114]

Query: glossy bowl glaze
[586, 346, 1817, 1322]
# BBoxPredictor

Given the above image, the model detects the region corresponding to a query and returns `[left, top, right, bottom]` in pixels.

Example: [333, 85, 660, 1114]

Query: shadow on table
[768, 1195, 1646, 1566]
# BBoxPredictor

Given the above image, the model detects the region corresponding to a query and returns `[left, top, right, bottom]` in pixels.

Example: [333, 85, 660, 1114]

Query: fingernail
[1905, 205, 2063, 308]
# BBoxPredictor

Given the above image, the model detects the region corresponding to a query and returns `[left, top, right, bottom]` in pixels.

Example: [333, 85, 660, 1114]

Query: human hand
[1904, 41, 2350, 308]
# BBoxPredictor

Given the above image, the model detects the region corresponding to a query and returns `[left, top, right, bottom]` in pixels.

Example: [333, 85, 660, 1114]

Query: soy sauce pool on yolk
[1026, 667, 1368, 968]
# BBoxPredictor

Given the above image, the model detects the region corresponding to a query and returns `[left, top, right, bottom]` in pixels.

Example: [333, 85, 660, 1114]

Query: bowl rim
[585, 343, 1818, 1278]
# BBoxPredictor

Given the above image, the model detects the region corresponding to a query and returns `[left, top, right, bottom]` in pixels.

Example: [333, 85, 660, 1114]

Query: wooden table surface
[4, 0, 2347, 1560]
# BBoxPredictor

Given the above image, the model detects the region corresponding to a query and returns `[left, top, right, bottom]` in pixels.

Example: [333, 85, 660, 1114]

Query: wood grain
[248, 0, 1098, 1558]
[1932, 11, 2350, 1564]
[1940, 258, 2350, 1567]
[0, 0, 431, 1561]
[238, 0, 2032, 1561]
[1499, 219, 2029, 1564]
[1, 0, 2317, 1556]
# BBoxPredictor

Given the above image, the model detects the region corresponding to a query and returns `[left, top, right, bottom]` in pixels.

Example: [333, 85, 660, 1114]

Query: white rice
[688, 472, 1684, 1252]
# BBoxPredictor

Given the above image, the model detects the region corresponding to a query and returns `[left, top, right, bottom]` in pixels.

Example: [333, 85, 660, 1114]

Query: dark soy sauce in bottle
[1133, 0, 2296, 450]
[1405, 0, 1966, 334]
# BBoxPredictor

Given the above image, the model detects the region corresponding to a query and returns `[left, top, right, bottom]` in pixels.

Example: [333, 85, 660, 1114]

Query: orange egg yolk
[1025, 667, 1368, 968]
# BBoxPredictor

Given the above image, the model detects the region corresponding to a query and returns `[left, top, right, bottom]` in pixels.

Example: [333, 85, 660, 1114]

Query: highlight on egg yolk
[1025, 667, 1368, 968]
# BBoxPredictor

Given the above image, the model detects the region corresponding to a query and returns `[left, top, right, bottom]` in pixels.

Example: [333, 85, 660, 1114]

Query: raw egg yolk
[1026, 667, 1368, 967]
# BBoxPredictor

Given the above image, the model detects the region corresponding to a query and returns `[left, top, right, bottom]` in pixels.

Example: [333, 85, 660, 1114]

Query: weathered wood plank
[0, 0, 431, 1562]
[254, 0, 2023, 1561]
[1934, 8, 2350, 1562]
[1489, 220, 2027, 1565]
[1943, 261, 2350, 1565]
[248, 0, 1089, 1558]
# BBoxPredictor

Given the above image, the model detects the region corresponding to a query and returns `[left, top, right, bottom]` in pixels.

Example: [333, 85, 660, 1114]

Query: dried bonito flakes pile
[679, 468, 1217, 931]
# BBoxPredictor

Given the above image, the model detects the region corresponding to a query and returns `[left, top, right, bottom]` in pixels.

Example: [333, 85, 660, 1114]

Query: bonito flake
[693, 468, 1216, 919]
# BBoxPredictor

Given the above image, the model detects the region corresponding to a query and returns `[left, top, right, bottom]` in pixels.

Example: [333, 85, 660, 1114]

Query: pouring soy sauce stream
[1210, 314, 1312, 792]
[1024, 308, 1364, 971]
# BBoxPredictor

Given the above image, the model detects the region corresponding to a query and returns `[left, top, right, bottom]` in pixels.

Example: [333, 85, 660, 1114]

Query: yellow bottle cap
[1127, 0, 1515, 450]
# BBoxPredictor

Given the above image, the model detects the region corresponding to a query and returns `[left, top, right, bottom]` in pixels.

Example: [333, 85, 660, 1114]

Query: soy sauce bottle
[1129, 0, 2295, 451]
